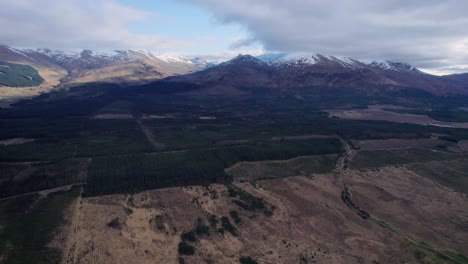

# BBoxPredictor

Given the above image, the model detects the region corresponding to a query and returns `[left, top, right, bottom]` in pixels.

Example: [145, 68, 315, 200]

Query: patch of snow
[130, 49, 155, 60]
[260, 52, 365, 69]
[155, 53, 191, 64]
[367, 61, 394, 70]
[6, 47, 37, 61]
[365, 60, 421, 72]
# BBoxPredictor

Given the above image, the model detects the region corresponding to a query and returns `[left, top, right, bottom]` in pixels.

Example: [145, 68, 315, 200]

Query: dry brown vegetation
[326, 105, 468, 129]
[352, 138, 449, 150]
[61, 165, 468, 263]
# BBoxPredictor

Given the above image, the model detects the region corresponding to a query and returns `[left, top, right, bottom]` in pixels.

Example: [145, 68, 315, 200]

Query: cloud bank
[185, 0, 468, 74]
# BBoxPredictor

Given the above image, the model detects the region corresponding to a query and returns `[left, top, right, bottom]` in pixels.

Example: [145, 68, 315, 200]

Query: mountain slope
[0, 61, 44, 87]
[167, 53, 467, 96]
[442, 73, 468, 88]
[171, 55, 271, 85]
[0, 45, 210, 87]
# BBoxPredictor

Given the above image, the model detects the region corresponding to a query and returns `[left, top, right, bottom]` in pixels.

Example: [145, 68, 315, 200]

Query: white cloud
[184, 0, 468, 73]
[0, 0, 197, 50]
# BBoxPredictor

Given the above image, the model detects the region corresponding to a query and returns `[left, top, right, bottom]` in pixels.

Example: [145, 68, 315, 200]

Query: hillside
[0, 45, 211, 100]
[168, 54, 468, 96]
[0, 61, 43, 87]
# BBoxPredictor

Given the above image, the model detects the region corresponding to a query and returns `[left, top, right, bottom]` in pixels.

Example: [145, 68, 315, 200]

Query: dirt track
[136, 118, 166, 151]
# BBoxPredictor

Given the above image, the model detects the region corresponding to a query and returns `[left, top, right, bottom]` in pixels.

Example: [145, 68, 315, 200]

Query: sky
[0, 0, 467, 75]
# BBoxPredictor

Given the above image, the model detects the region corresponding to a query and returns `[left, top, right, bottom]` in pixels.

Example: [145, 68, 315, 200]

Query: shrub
[239, 256, 258, 264]
[181, 231, 196, 242]
[154, 215, 165, 230]
[178, 241, 195, 255]
[221, 216, 237, 236]
[123, 207, 133, 215]
[195, 217, 210, 236]
[208, 214, 219, 228]
[106, 217, 122, 230]
[230, 210, 241, 224]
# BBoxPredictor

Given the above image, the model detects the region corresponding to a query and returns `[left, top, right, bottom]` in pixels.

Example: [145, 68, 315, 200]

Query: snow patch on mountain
[257, 52, 421, 72]
[5, 46, 37, 62]
[365, 61, 421, 72]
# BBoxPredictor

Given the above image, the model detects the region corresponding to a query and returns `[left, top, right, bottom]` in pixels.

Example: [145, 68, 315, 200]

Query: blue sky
[116, 0, 253, 54]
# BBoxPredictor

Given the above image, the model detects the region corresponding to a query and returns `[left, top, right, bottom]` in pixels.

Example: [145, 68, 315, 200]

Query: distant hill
[167, 54, 468, 96]
[0, 61, 43, 87]
[442, 73, 468, 88]
[0, 44, 213, 99]
[0, 45, 210, 86]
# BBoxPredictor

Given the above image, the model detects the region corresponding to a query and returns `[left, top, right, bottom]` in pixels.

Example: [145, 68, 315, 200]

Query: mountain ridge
[1, 45, 467, 98]
[169, 53, 468, 95]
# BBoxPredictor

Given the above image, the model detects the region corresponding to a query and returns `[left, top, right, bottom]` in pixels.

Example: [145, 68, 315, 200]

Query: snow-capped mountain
[0, 45, 214, 87]
[169, 53, 467, 95]
[1, 45, 467, 96]
[257, 52, 422, 73]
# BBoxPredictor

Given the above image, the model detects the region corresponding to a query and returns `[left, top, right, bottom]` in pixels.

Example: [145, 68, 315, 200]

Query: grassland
[0, 62, 44, 87]
[0, 187, 80, 264]
[350, 148, 461, 169]
[407, 158, 468, 194]
[0, 159, 88, 198]
[227, 154, 338, 181]
[85, 138, 342, 196]
[384, 107, 468, 123]
[0, 119, 152, 161]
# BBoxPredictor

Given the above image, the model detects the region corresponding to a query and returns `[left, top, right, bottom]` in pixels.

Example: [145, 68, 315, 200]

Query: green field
[0, 159, 88, 198]
[407, 158, 468, 194]
[0, 61, 43, 87]
[97, 100, 133, 114]
[85, 139, 343, 196]
[0, 119, 152, 161]
[351, 148, 460, 169]
[384, 107, 468, 123]
[0, 187, 80, 264]
[227, 154, 338, 181]
[86, 151, 228, 196]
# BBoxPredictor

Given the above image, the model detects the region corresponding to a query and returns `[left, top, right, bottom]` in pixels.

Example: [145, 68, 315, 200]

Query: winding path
[335, 138, 464, 264]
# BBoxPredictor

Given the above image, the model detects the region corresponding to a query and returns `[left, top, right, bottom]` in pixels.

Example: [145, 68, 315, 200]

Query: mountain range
[1, 45, 467, 99]
[169, 54, 468, 96]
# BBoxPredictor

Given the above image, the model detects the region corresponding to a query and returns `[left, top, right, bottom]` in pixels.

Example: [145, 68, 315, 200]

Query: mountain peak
[232, 54, 263, 62]
[366, 61, 420, 73]
[219, 54, 267, 68]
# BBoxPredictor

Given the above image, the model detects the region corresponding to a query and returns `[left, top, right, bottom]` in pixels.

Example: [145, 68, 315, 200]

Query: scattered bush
[208, 214, 219, 228]
[123, 207, 133, 215]
[106, 217, 122, 230]
[230, 210, 241, 224]
[153, 215, 165, 230]
[239, 256, 258, 264]
[195, 217, 210, 236]
[221, 216, 237, 236]
[181, 231, 196, 242]
[178, 241, 195, 255]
